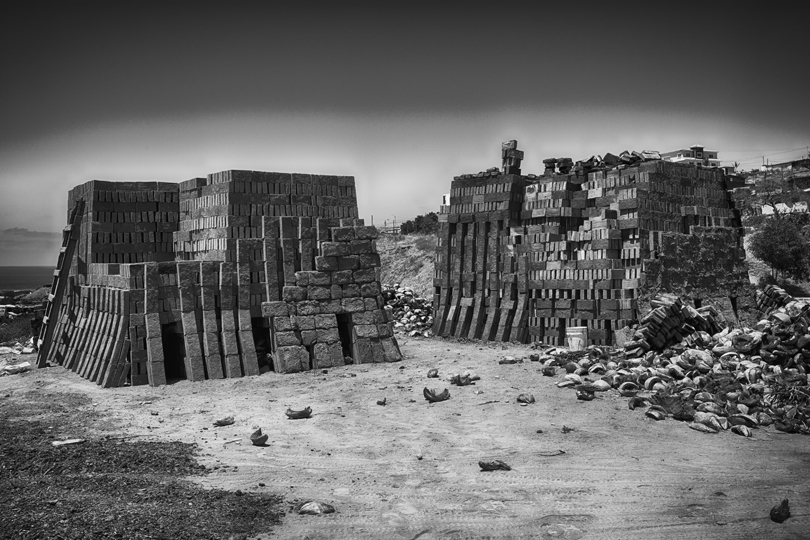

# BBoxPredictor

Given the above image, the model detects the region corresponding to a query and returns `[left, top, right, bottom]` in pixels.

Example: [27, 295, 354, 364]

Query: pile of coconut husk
[546, 287, 810, 436]
[382, 284, 433, 337]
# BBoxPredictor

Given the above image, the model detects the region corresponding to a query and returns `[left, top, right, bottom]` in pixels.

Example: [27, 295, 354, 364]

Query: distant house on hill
[660, 144, 721, 168]
[760, 157, 810, 172]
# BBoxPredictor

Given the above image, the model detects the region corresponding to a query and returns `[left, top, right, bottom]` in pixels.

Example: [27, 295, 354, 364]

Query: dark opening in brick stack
[41, 170, 400, 387]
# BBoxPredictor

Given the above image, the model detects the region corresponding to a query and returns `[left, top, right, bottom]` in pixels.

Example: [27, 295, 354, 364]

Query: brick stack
[261, 220, 401, 373]
[67, 181, 178, 274]
[45, 285, 130, 388]
[433, 171, 527, 343]
[434, 142, 748, 347]
[42, 170, 400, 387]
[174, 171, 357, 262]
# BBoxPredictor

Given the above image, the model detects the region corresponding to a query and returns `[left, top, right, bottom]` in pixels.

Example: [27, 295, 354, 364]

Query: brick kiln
[37, 171, 401, 387]
[433, 141, 749, 347]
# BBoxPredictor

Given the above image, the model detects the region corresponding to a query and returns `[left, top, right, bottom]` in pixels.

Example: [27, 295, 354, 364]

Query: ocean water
[0, 266, 55, 291]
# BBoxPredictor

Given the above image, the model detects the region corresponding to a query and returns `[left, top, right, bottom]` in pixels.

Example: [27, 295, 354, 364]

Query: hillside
[375, 233, 436, 299]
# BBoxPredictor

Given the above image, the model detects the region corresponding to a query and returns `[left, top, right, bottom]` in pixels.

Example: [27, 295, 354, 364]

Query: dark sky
[1, 1, 808, 264]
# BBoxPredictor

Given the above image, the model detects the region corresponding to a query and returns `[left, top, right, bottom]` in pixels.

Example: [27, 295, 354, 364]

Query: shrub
[748, 216, 810, 280]
[400, 212, 439, 235]
[0, 314, 34, 344]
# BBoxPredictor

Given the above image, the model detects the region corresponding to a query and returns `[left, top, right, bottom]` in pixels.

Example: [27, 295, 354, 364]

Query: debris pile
[382, 284, 433, 337]
[623, 295, 722, 356]
[550, 290, 810, 435]
[0, 337, 36, 356]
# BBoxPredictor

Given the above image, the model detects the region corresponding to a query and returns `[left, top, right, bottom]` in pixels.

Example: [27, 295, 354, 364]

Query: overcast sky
[1, 1, 807, 265]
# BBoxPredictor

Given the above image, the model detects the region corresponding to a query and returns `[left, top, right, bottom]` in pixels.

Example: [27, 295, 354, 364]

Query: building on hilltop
[660, 144, 721, 167]
[37, 170, 402, 387]
[432, 141, 749, 347]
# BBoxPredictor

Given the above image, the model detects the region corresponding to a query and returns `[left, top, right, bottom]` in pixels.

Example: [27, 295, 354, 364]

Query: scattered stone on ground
[479, 460, 511, 472]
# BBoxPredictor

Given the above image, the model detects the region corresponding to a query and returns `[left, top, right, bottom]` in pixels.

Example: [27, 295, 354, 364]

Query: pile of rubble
[547, 286, 810, 436]
[623, 295, 723, 356]
[382, 284, 433, 337]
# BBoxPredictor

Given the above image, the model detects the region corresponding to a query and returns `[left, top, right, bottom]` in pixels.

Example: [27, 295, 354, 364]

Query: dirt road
[1, 338, 808, 539]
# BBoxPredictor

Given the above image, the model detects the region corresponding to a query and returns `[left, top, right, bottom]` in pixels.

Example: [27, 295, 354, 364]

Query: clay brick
[223, 354, 242, 378]
[353, 268, 376, 283]
[382, 337, 402, 362]
[275, 346, 309, 374]
[342, 284, 360, 297]
[309, 271, 331, 286]
[274, 316, 295, 332]
[147, 360, 167, 387]
[328, 342, 345, 366]
[314, 256, 338, 271]
[294, 315, 315, 330]
[145, 336, 164, 363]
[262, 301, 289, 318]
[352, 311, 376, 325]
[144, 313, 161, 340]
[276, 331, 301, 347]
[370, 339, 385, 363]
[332, 270, 354, 284]
[331, 226, 355, 242]
[294, 271, 311, 286]
[320, 300, 344, 314]
[360, 282, 381, 297]
[321, 242, 351, 257]
[354, 226, 378, 240]
[296, 301, 321, 315]
[307, 286, 331, 300]
[315, 314, 337, 328]
[350, 240, 372, 254]
[283, 286, 307, 302]
[312, 342, 332, 368]
[300, 330, 318, 346]
[353, 338, 376, 364]
[342, 297, 365, 313]
[354, 324, 379, 338]
[316, 328, 340, 342]
[357, 253, 381, 268]
[337, 256, 360, 270]
[204, 353, 224, 380]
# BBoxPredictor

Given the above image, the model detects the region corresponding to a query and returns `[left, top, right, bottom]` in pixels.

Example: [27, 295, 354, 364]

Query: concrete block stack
[41, 169, 400, 387]
[67, 180, 178, 275]
[261, 219, 401, 373]
[433, 169, 527, 343]
[433, 142, 749, 347]
[174, 171, 357, 262]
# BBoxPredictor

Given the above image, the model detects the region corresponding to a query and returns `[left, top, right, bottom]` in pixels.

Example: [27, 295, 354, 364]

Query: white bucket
[566, 326, 588, 351]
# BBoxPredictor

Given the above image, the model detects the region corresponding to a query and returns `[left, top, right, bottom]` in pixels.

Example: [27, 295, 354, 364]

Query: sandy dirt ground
[1, 338, 809, 540]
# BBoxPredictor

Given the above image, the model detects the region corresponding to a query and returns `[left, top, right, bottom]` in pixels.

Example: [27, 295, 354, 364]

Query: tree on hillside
[400, 212, 439, 235]
[748, 215, 810, 280]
